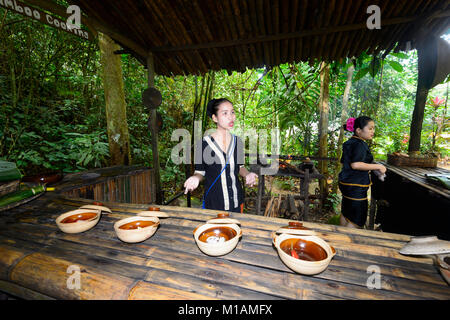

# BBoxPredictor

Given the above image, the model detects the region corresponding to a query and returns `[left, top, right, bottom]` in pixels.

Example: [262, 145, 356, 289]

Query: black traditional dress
[338, 136, 374, 227]
[194, 134, 245, 212]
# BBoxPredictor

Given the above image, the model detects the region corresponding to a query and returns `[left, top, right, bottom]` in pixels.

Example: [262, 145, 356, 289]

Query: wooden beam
[23, 0, 148, 60]
[22, 0, 96, 37]
[149, 10, 450, 53]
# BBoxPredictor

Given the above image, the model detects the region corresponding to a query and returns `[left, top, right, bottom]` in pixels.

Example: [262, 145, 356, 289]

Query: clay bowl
[272, 232, 336, 275]
[56, 209, 101, 234]
[79, 202, 112, 214]
[193, 222, 242, 256]
[276, 221, 317, 236]
[114, 216, 160, 243]
[205, 212, 240, 225]
[436, 254, 450, 285]
[399, 236, 450, 255]
[137, 206, 169, 218]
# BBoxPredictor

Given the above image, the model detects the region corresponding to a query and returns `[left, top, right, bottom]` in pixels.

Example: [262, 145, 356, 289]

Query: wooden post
[147, 53, 162, 204]
[302, 169, 310, 221]
[185, 163, 191, 207]
[368, 195, 376, 230]
[256, 167, 263, 215]
[318, 62, 330, 201]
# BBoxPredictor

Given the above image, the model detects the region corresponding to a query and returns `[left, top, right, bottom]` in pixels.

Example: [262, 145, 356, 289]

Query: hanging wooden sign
[142, 87, 162, 110]
[0, 0, 93, 41]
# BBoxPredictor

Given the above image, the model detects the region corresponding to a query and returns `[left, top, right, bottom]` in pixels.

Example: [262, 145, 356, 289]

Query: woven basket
[387, 154, 438, 167]
[0, 179, 20, 197]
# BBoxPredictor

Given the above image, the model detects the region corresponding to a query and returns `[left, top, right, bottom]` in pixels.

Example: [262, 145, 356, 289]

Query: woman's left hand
[245, 172, 258, 187]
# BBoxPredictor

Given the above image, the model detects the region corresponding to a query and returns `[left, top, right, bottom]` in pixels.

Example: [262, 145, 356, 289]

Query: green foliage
[327, 214, 341, 225]
[273, 178, 296, 191]
[324, 192, 341, 213]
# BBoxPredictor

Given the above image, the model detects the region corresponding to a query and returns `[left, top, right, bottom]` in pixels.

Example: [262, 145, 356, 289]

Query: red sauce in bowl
[61, 212, 98, 223]
[119, 220, 156, 230]
[280, 238, 328, 261]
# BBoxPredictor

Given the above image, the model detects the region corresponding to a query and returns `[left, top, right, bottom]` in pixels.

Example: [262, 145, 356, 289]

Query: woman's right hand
[184, 176, 200, 194]
[377, 164, 387, 174]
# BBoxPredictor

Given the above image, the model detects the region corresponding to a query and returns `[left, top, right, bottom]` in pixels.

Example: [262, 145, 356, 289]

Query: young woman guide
[184, 98, 258, 213]
[338, 116, 386, 228]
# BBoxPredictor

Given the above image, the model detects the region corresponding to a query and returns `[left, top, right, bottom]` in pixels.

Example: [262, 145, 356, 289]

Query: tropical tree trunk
[318, 62, 330, 200]
[374, 62, 384, 119]
[98, 32, 132, 165]
[408, 39, 435, 154]
[332, 64, 354, 194]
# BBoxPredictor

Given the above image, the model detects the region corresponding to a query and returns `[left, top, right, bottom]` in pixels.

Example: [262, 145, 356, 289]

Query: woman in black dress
[184, 98, 258, 213]
[338, 116, 386, 228]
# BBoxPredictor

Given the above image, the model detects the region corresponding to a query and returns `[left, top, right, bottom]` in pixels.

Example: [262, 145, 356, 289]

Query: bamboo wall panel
[62, 168, 155, 204]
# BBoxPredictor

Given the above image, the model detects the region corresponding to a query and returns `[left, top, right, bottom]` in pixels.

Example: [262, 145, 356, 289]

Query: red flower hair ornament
[346, 118, 355, 132]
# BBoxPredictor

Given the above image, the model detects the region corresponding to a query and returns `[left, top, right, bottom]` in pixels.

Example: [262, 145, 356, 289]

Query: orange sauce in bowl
[61, 212, 98, 223]
[119, 220, 156, 230]
[280, 238, 328, 261]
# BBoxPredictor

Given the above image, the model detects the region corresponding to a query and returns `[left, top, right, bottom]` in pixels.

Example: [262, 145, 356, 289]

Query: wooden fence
[62, 168, 155, 204]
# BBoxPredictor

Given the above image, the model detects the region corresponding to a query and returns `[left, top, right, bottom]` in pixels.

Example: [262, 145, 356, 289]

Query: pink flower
[346, 118, 355, 132]
[431, 96, 445, 106]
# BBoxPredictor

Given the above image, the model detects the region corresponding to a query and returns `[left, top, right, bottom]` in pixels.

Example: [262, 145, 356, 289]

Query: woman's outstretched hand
[377, 164, 387, 174]
[245, 172, 258, 187]
[184, 176, 200, 194]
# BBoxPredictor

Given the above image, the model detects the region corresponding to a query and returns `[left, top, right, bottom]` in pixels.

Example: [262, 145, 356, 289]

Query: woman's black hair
[344, 116, 374, 133]
[206, 98, 232, 118]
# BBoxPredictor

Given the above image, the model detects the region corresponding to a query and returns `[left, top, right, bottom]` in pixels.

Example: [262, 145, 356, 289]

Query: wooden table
[382, 163, 449, 199]
[0, 193, 449, 300]
[372, 163, 450, 240]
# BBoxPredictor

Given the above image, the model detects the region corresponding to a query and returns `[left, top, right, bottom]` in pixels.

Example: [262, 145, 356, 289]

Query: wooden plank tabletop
[382, 162, 450, 199]
[0, 193, 449, 300]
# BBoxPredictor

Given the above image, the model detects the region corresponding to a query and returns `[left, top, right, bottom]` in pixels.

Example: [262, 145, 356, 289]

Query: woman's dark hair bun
[344, 116, 373, 133]
[206, 98, 231, 118]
